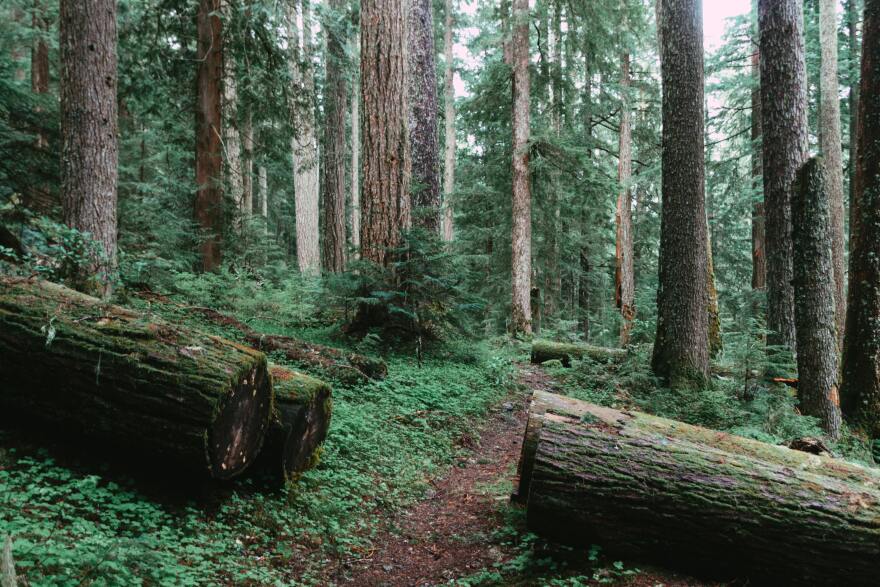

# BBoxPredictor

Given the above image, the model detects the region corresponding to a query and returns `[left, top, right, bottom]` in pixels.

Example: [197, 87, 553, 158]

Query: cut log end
[209, 363, 273, 479]
[282, 385, 332, 478]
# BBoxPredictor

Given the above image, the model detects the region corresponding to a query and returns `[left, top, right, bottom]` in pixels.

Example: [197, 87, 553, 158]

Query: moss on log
[0, 277, 272, 479]
[517, 391, 880, 585]
[256, 365, 332, 483]
[530, 340, 626, 367]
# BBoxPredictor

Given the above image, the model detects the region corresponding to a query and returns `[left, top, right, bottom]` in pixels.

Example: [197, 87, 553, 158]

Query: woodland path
[339, 363, 711, 587]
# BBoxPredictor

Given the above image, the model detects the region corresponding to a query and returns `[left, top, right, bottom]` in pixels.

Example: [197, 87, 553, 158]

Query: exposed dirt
[339, 364, 714, 587]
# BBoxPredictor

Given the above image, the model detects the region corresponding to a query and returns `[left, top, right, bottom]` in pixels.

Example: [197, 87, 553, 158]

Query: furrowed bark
[0, 277, 272, 479]
[517, 391, 880, 585]
[615, 52, 635, 347]
[441, 0, 456, 242]
[255, 365, 332, 483]
[751, 47, 766, 292]
[792, 157, 842, 439]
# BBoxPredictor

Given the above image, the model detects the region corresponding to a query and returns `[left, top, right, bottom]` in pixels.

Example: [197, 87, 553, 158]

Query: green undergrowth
[0, 322, 517, 585]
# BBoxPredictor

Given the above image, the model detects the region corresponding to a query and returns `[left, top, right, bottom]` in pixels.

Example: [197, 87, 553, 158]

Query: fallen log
[182, 305, 387, 384]
[0, 277, 272, 479]
[530, 340, 626, 367]
[255, 365, 332, 483]
[516, 391, 880, 585]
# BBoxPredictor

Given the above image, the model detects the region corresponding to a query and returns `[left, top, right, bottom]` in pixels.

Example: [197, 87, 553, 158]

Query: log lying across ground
[530, 340, 626, 367]
[255, 365, 332, 483]
[0, 277, 273, 479]
[516, 391, 880, 586]
[186, 306, 387, 384]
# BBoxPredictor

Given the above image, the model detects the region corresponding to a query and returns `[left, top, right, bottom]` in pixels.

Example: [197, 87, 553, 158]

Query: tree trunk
[579, 42, 592, 341]
[848, 0, 861, 256]
[819, 0, 848, 346]
[707, 234, 723, 357]
[441, 0, 456, 242]
[254, 365, 332, 484]
[516, 390, 880, 586]
[27, 0, 54, 216]
[530, 340, 626, 367]
[222, 0, 244, 227]
[652, 0, 709, 385]
[60, 0, 118, 298]
[759, 0, 809, 351]
[360, 0, 411, 266]
[841, 0, 880, 438]
[321, 0, 348, 273]
[543, 0, 562, 320]
[242, 109, 253, 219]
[0, 277, 272, 479]
[615, 52, 635, 347]
[289, 0, 321, 274]
[195, 0, 223, 272]
[408, 0, 441, 233]
[258, 164, 268, 234]
[751, 48, 766, 292]
[792, 157, 843, 439]
[510, 0, 532, 336]
[350, 42, 361, 257]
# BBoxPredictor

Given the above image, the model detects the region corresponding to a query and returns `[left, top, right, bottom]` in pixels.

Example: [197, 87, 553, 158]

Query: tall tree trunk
[544, 0, 562, 320]
[350, 44, 361, 257]
[242, 109, 253, 218]
[60, 0, 118, 297]
[442, 0, 456, 242]
[751, 48, 766, 292]
[616, 52, 635, 347]
[792, 157, 843, 439]
[820, 0, 848, 346]
[848, 0, 861, 255]
[258, 164, 268, 233]
[28, 0, 53, 215]
[579, 40, 592, 341]
[321, 0, 348, 273]
[222, 0, 244, 228]
[360, 0, 411, 266]
[511, 0, 532, 336]
[289, 0, 320, 274]
[759, 0, 809, 351]
[841, 0, 880, 438]
[651, 0, 709, 386]
[195, 0, 223, 272]
[408, 0, 441, 233]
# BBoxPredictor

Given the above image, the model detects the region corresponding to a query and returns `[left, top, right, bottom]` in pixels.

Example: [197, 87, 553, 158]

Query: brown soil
[338, 364, 715, 587]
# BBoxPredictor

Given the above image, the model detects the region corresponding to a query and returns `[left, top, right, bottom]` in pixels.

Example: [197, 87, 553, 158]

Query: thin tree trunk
[350, 45, 361, 256]
[222, 0, 244, 227]
[242, 109, 253, 218]
[841, 0, 880, 438]
[544, 0, 562, 320]
[652, 0, 709, 385]
[759, 0, 809, 351]
[195, 0, 223, 272]
[792, 158, 843, 439]
[289, 0, 320, 274]
[360, 0, 411, 266]
[579, 40, 592, 341]
[820, 0, 848, 346]
[258, 164, 268, 234]
[60, 0, 118, 297]
[751, 48, 766, 292]
[511, 0, 532, 336]
[848, 0, 861, 255]
[28, 0, 53, 215]
[441, 0, 456, 242]
[321, 0, 348, 273]
[616, 52, 635, 347]
[408, 0, 441, 233]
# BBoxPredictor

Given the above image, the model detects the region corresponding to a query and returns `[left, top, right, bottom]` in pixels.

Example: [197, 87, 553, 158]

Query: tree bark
[792, 157, 843, 439]
[848, 0, 861, 256]
[751, 48, 766, 292]
[510, 0, 532, 336]
[27, 0, 54, 216]
[289, 0, 321, 274]
[60, 0, 118, 298]
[408, 0, 441, 233]
[321, 0, 348, 273]
[350, 50, 361, 257]
[222, 0, 244, 227]
[820, 0, 848, 345]
[258, 164, 268, 234]
[360, 0, 411, 266]
[254, 365, 332, 484]
[242, 109, 253, 218]
[652, 0, 709, 385]
[530, 340, 626, 367]
[615, 52, 635, 347]
[516, 391, 880, 585]
[579, 42, 592, 341]
[759, 0, 809, 351]
[841, 0, 880, 438]
[195, 0, 223, 272]
[441, 0, 456, 242]
[0, 277, 273, 479]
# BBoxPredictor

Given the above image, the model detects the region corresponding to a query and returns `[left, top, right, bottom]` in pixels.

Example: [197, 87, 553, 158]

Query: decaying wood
[530, 340, 626, 367]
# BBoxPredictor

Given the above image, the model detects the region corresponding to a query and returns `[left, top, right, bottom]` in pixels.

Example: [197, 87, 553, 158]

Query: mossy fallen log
[516, 391, 880, 585]
[0, 277, 272, 479]
[184, 306, 387, 384]
[530, 340, 626, 367]
[255, 365, 332, 483]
